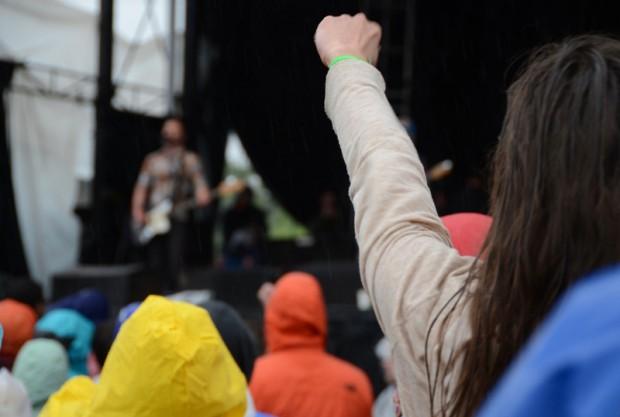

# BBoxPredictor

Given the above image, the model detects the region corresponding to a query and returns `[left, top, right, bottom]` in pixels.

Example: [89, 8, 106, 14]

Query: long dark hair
[439, 35, 620, 417]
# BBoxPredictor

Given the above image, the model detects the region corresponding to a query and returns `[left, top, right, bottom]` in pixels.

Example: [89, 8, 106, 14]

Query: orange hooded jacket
[250, 272, 373, 417]
[0, 299, 37, 368]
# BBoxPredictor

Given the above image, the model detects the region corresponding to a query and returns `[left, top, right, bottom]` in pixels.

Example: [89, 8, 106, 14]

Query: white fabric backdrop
[7, 76, 94, 295]
[0, 0, 179, 294]
[0, 0, 175, 115]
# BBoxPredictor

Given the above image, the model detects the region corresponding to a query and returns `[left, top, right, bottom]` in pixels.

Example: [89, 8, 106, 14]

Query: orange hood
[265, 272, 327, 353]
[0, 299, 36, 357]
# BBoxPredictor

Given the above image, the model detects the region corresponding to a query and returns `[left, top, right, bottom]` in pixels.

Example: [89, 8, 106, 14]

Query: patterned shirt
[137, 148, 207, 220]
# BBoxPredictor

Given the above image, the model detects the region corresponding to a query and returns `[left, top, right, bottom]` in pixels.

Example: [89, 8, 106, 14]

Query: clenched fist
[314, 13, 382, 67]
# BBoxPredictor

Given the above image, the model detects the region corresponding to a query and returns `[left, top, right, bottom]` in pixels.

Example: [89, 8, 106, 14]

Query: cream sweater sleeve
[325, 60, 473, 416]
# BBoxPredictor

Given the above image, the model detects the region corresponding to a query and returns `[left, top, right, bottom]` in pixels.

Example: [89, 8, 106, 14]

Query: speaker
[186, 267, 280, 312]
[52, 264, 151, 313]
[297, 261, 362, 305]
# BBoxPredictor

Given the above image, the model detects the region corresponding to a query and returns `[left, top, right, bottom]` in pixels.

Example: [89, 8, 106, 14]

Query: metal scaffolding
[4, 60, 166, 109]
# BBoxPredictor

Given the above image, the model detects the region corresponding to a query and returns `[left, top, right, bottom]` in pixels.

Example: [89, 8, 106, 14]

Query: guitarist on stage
[131, 116, 211, 292]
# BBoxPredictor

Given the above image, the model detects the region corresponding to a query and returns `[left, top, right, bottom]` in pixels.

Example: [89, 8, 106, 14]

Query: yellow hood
[40, 295, 247, 417]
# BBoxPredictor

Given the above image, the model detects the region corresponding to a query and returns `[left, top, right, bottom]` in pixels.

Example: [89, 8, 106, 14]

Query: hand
[257, 282, 275, 307]
[195, 188, 211, 207]
[132, 209, 145, 225]
[314, 13, 382, 67]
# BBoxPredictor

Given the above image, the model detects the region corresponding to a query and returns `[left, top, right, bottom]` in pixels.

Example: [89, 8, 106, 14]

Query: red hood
[265, 272, 327, 353]
[441, 212, 492, 257]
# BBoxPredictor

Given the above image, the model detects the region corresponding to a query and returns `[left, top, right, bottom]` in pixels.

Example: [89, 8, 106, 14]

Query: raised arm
[131, 157, 152, 225]
[186, 153, 211, 207]
[315, 14, 472, 342]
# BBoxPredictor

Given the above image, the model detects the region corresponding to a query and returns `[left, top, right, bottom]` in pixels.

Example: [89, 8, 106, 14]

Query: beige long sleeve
[325, 60, 474, 417]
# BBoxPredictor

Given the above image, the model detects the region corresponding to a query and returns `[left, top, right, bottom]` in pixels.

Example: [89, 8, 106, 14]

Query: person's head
[446, 35, 620, 416]
[5, 279, 44, 317]
[161, 117, 186, 147]
[0, 299, 37, 367]
[264, 272, 327, 353]
[200, 300, 258, 382]
[0, 368, 31, 417]
[39, 296, 247, 417]
[48, 289, 110, 324]
[12, 338, 69, 414]
[319, 190, 339, 218]
[35, 309, 95, 377]
[113, 298, 258, 384]
[441, 213, 492, 258]
[236, 187, 254, 209]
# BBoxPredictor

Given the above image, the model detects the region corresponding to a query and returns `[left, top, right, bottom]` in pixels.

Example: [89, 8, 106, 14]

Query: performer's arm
[131, 158, 151, 224]
[189, 154, 211, 206]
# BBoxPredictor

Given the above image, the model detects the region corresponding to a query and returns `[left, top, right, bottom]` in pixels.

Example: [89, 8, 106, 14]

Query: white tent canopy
[0, 0, 185, 114]
[0, 0, 184, 295]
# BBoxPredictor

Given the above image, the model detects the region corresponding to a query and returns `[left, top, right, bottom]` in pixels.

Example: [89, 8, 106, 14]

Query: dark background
[2, 0, 620, 273]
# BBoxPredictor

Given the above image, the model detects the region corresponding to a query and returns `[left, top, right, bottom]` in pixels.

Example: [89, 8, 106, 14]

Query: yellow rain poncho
[40, 295, 247, 417]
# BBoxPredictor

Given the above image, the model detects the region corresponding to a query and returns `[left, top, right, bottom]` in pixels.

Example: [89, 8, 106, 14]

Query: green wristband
[328, 54, 365, 68]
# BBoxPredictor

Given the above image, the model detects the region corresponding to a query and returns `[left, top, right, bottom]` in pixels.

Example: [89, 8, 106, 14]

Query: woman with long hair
[315, 14, 620, 417]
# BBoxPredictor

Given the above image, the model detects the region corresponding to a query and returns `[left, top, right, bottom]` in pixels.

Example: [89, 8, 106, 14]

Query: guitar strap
[171, 150, 187, 208]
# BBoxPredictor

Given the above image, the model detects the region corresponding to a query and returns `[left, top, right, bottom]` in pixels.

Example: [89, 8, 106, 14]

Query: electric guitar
[426, 159, 454, 182]
[133, 179, 246, 245]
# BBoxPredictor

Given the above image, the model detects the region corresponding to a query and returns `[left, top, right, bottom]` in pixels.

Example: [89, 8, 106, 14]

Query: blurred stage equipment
[52, 264, 146, 314]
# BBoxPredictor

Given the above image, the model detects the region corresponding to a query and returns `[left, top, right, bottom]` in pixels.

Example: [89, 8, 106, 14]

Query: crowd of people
[0, 273, 383, 417]
[2, 11, 620, 417]
[0, 212, 489, 417]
